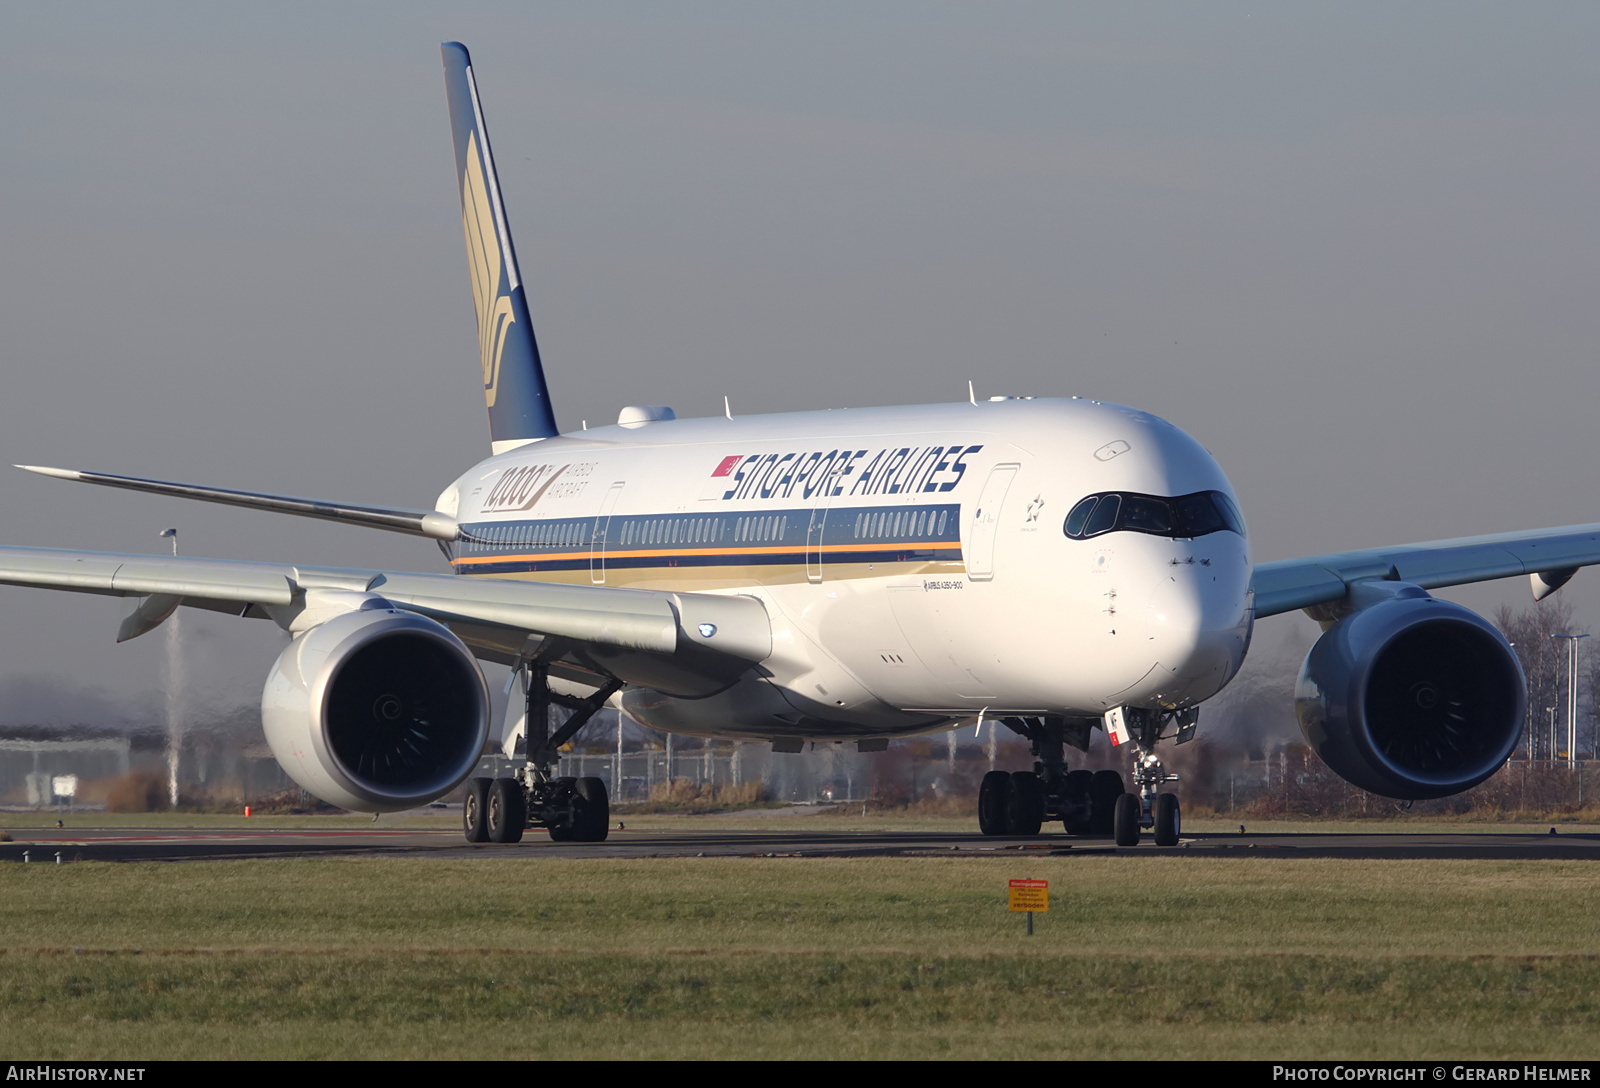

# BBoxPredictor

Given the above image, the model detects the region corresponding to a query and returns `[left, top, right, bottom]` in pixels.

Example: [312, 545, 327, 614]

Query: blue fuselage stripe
[450, 502, 963, 573]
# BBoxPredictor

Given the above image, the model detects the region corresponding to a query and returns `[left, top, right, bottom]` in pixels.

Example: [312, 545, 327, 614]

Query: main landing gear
[976, 712, 1183, 847]
[463, 660, 620, 845]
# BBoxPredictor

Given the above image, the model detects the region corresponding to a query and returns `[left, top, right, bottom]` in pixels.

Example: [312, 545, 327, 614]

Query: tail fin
[441, 42, 559, 451]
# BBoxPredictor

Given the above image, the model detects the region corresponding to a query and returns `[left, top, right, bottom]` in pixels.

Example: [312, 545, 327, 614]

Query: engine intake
[1294, 586, 1525, 800]
[262, 605, 489, 812]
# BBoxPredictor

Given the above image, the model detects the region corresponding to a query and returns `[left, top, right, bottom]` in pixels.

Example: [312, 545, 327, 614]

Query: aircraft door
[805, 505, 828, 584]
[590, 482, 625, 585]
[805, 463, 841, 584]
[965, 464, 1018, 581]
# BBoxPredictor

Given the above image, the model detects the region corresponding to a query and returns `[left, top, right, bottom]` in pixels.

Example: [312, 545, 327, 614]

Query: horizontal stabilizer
[16, 465, 460, 541]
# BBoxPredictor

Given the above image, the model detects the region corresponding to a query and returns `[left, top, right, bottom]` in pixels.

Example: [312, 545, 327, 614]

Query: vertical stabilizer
[441, 42, 559, 451]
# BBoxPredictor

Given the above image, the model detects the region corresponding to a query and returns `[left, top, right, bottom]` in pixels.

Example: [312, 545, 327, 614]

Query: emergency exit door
[964, 464, 1018, 581]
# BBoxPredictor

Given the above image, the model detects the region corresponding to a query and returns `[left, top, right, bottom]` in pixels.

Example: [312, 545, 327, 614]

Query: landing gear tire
[978, 770, 1010, 835]
[1007, 771, 1045, 836]
[573, 777, 610, 842]
[546, 776, 578, 842]
[487, 778, 526, 844]
[463, 777, 491, 843]
[1062, 769, 1094, 834]
[1153, 792, 1180, 846]
[1091, 770, 1126, 836]
[1113, 792, 1141, 846]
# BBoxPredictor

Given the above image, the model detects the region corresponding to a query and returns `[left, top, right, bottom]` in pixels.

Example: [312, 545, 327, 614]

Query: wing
[1251, 522, 1600, 618]
[0, 546, 770, 697]
[15, 465, 460, 540]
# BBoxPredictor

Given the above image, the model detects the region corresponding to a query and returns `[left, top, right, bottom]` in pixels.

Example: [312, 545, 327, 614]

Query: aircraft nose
[1144, 565, 1250, 700]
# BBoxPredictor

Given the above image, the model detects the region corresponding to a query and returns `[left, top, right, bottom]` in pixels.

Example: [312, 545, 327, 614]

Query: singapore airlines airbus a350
[7, 44, 1600, 846]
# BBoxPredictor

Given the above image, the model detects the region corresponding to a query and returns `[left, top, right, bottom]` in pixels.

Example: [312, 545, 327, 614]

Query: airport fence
[472, 739, 970, 807]
[1182, 743, 1600, 818]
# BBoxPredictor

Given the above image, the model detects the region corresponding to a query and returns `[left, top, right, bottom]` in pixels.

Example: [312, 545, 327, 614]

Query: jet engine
[1294, 584, 1525, 800]
[262, 603, 489, 812]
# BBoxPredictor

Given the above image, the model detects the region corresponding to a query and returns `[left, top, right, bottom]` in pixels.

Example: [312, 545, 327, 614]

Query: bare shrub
[619, 779, 769, 814]
[105, 770, 169, 813]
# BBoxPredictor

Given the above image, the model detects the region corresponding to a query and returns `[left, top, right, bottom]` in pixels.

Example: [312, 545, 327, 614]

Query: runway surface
[5, 823, 1600, 862]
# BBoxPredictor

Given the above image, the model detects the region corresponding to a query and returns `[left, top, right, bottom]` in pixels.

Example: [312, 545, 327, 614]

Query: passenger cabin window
[1061, 490, 1244, 541]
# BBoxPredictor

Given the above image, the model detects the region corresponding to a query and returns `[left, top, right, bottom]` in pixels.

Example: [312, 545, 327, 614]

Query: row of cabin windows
[852, 508, 949, 541]
[620, 515, 791, 547]
[465, 514, 794, 552]
[464, 522, 586, 551]
[464, 506, 951, 554]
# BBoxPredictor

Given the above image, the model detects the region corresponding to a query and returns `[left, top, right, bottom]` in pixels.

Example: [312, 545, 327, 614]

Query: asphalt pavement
[5, 823, 1598, 862]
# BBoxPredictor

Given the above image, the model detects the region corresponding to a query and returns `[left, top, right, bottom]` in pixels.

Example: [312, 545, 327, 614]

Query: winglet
[15, 465, 82, 481]
[441, 42, 559, 452]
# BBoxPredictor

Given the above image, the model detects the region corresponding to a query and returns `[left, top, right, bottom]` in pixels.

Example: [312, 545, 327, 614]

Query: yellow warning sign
[1008, 878, 1048, 912]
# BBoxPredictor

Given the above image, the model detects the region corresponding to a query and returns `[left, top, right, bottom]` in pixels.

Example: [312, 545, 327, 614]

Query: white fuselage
[436, 397, 1254, 742]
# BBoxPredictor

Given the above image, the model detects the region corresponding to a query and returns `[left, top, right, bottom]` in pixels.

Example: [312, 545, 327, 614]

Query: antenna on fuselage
[967, 380, 976, 406]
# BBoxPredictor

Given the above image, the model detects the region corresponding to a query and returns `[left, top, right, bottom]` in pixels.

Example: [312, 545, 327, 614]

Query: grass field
[4, 850, 1600, 1059]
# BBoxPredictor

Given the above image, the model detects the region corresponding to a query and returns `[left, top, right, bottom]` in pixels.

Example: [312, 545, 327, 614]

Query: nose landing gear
[1116, 711, 1183, 846]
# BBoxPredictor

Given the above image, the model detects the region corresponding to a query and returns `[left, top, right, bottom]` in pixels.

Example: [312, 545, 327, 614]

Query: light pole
[159, 529, 181, 808]
[1553, 633, 1590, 767]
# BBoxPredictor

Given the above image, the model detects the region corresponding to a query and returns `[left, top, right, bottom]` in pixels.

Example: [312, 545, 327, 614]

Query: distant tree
[1494, 597, 1587, 760]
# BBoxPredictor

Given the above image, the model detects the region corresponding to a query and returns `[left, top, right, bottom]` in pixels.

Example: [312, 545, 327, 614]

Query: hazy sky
[1, 3, 1597, 720]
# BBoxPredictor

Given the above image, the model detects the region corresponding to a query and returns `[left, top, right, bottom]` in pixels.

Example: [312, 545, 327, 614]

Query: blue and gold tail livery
[441, 42, 559, 450]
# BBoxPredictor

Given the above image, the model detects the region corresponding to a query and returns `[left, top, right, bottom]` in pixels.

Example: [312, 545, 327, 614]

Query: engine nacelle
[1294, 585, 1525, 800]
[262, 604, 489, 812]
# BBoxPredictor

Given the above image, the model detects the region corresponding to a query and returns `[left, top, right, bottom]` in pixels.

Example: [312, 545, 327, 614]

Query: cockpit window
[1214, 492, 1246, 535]
[1062, 490, 1244, 541]
[1119, 495, 1173, 534]
[1173, 492, 1225, 535]
[1063, 496, 1098, 537]
[1082, 494, 1121, 537]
